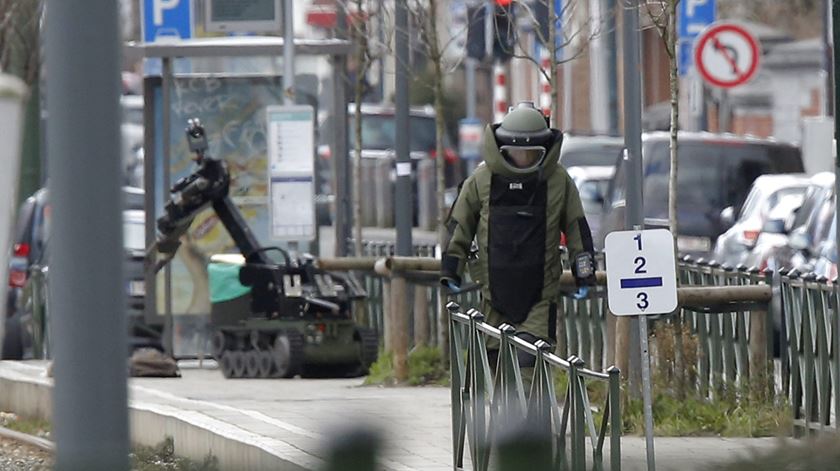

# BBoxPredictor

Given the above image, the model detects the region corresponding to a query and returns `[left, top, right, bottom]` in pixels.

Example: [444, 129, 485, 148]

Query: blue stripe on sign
[620, 277, 663, 289]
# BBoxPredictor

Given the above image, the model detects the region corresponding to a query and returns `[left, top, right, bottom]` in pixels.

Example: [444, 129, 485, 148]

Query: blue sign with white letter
[143, 0, 193, 43]
[678, 0, 716, 75]
[678, 0, 716, 39]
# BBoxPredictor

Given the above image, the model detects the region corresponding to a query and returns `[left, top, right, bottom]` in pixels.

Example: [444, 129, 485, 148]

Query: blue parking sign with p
[143, 0, 193, 43]
[677, 0, 716, 76]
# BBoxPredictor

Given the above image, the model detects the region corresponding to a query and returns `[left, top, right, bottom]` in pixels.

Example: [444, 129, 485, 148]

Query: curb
[0, 362, 319, 470]
[0, 425, 54, 452]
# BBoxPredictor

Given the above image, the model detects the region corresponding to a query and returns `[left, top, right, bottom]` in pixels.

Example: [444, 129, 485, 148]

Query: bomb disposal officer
[440, 102, 596, 365]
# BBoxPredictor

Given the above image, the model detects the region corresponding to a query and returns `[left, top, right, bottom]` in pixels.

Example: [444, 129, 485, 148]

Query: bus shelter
[124, 37, 352, 357]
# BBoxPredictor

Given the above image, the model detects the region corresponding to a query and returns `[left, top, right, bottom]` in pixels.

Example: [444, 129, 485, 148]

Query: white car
[713, 174, 808, 267]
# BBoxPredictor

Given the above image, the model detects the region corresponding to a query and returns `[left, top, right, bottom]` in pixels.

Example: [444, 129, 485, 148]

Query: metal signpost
[49, 0, 129, 467]
[605, 228, 679, 471]
[678, 0, 716, 130]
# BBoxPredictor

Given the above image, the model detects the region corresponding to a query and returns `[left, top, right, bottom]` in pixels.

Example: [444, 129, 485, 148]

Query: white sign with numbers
[604, 229, 678, 316]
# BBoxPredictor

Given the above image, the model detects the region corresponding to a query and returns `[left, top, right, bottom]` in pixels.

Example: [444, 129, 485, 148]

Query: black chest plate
[487, 173, 547, 323]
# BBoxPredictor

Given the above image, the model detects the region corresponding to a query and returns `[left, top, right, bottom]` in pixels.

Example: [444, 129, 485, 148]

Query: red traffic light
[495, 0, 513, 5]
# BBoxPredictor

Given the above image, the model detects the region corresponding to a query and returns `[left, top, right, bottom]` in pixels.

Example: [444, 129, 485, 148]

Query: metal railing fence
[780, 271, 840, 435]
[448, 302, 621, 471]
[673, 257, 773, 400]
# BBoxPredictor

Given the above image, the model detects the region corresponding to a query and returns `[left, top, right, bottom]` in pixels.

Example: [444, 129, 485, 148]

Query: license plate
[128, 280, 145, 297]
[677, 236, 711, 253]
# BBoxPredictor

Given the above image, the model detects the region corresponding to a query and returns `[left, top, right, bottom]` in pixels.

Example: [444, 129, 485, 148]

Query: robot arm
[147, 119, 232, 273]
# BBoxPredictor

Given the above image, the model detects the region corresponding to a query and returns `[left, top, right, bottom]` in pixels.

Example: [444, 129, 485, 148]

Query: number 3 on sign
[637, 292, 649, 310]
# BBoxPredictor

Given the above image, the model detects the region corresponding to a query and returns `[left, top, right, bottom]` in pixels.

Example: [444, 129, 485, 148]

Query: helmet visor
[500, 146, 546, 171]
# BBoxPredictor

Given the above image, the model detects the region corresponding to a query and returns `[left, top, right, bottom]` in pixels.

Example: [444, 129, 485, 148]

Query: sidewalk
[0, 361, 784, 470]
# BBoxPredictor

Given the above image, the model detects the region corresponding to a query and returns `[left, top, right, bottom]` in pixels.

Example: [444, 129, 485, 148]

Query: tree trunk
[666, 0, 684, 399]
[427, 0, 450, 358]
[548, 0, 560, 126]
[352, 0, 367, 256]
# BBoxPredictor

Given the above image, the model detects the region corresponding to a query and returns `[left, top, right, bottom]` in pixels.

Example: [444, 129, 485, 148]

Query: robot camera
[186, 118, 208, 155]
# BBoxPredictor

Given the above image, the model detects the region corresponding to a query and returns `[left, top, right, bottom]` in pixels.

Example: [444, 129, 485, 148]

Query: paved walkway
[0, 361, 785, 470]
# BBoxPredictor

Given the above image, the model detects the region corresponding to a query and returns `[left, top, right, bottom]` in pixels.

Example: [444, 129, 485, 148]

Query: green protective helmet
[495, 102, 553, 173]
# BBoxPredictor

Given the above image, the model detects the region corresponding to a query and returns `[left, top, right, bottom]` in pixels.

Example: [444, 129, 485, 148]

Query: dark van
[598, 132, 803, 255]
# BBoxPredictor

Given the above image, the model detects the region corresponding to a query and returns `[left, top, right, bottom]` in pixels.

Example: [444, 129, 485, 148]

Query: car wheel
[2, 315, 24, 360]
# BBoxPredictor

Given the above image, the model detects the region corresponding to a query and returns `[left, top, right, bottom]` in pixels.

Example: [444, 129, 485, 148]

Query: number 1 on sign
[634, 233, 642, 251]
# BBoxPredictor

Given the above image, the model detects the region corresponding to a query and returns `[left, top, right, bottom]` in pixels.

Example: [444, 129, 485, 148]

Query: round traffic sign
[694, 22, 760, 89]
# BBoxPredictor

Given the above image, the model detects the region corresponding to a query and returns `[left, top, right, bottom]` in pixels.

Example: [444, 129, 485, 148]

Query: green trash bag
[208, 260, 251, 303]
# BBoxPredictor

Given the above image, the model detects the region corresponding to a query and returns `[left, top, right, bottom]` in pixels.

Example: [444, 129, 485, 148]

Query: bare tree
[643, 0, 679, 248]
[643, 0, 683, 397]
[0, 0, 42, 87]
[504, 0, 601, 126]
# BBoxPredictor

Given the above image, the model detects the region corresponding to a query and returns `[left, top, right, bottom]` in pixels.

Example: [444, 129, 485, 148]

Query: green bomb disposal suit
[440, 116, 595, 347]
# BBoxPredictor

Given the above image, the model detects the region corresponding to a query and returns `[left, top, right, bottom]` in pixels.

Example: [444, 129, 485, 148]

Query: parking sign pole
[638, 309, 656, 471]
[46, 0, 129, 468]
[605, 228, 675, 471]
[621, 0, 644, 402]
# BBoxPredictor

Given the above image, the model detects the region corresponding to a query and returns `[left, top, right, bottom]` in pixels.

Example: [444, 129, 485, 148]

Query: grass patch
[364, 346, 449, 386]
[130, 437, 219, 471]
[364, 350, 395, 385]
[0, 411, 50, 438]
[622, 392, 791, 437]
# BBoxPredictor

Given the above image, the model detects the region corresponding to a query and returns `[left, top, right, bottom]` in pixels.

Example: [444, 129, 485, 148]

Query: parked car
[3, 187, 155, 359]
[713, 174, 808, 266]
[559, 134, 624, 168]
[599, 131, 804, 256]
[745, 172, 834, 273]
[315, 103, 460, 225]
[567, 166, 615, 244]
[812, 215, 837, 280]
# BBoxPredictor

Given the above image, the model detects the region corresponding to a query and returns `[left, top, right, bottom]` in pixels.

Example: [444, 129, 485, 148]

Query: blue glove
[446, 280, 462, 294]
[573, 286, 589, 300]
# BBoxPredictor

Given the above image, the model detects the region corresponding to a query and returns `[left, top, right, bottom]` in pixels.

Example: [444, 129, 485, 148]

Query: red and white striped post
[539, 47, 553, 121]
[493, 62, 507, 123]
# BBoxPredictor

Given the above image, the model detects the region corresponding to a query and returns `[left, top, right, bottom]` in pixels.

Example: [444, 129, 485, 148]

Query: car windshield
[642, 140, 802, 218]
[124, 219, 145, 251]
[561, 146, 623, 167]
[348, 115, 438, 152]
[643, 142, 723, 217]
